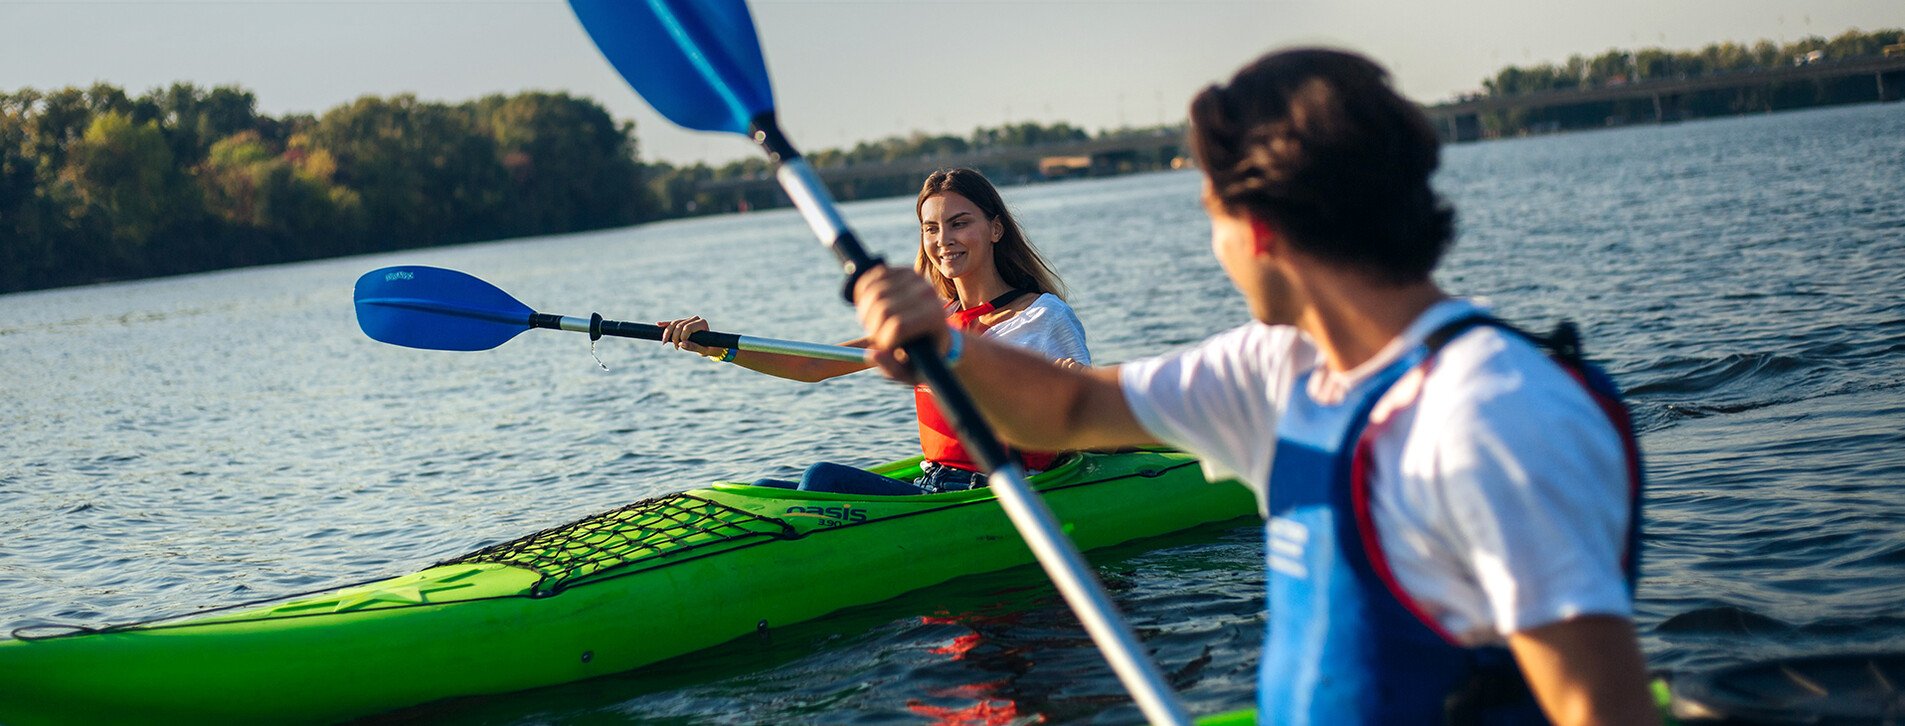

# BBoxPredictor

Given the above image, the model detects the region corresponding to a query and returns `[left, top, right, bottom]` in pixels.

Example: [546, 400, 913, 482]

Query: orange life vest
[913, 290, 1059, 473]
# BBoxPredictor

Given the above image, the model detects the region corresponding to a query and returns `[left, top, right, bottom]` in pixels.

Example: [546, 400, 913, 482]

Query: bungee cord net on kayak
[438, 493, 800, 596]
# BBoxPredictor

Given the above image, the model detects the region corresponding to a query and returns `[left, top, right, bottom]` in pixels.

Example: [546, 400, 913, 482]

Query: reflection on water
[3, 102, 1903, 724]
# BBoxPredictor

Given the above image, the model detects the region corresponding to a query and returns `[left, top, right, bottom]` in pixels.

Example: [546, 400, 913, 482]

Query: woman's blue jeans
[752, 461, 990, 495]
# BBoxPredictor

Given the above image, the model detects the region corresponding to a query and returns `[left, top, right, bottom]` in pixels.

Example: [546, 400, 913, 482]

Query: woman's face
[919, 192, 1003, 282]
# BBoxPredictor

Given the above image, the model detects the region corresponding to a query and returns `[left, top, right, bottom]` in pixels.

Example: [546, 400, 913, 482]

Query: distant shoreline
[1421, 30, 1904, 141]
[1439, 94, 1901, 144]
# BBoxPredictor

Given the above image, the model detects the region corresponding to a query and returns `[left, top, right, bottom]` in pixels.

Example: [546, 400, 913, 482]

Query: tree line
[0, 82, 1112, 294]
[1472, 28, 1904, 135]
[0, 84, 646, 293]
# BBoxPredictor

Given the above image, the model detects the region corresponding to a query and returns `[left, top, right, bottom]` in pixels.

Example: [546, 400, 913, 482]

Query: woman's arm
[659, 317, 873, 382]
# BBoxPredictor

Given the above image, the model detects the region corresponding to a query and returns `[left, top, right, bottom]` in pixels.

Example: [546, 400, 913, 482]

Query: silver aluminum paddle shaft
[773, 160, 1193, 726]
[987, 463, 1193, 726]
[729, 335, 867, 363]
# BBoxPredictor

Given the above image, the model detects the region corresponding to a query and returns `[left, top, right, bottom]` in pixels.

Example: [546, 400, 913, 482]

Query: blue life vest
[1258, 315, 1642, 726]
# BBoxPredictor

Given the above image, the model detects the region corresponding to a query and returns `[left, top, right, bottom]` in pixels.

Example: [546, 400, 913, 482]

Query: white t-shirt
[1118, 300, 1632, 645]
[985, 293, 1091, 365]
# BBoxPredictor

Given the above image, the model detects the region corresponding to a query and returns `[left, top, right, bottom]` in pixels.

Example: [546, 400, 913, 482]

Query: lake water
[3, 101, 1903, 724]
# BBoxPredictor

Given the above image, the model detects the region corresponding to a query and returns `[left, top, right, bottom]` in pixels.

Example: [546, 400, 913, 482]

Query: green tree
[306, 94, 505, 249]
[1587, 50, 1632, 84]
[477, 91, 648, 236]
[27, 88, 92, 178]
[643, 161, 715, 217]
[0, 100, 53, 291]
[151, 83, 260, 167]
[199, 130, 364, 264]
[65, 111, 193, 273]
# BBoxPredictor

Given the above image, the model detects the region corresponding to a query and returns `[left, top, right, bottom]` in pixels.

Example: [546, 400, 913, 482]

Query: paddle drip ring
[587, 312, 608, 371]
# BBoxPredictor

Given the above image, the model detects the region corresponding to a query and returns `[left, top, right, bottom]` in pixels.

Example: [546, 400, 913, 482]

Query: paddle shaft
[528, 312, 867, 363]
[751, 114, 1194, 726]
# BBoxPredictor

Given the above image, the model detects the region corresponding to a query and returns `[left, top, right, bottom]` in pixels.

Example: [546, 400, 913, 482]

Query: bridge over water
[1422, 55, 1905, 141]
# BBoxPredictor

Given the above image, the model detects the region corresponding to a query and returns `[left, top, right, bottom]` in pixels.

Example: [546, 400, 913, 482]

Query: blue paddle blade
[354, 266, 537, 352]
[568, 0, 774, 136]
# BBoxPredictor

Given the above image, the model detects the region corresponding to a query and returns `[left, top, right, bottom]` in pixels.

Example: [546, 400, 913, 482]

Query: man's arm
[854, 265, 1156, 451]
[1509, 615, 1662, 726]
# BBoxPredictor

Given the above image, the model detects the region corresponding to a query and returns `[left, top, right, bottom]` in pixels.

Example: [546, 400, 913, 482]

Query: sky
[3, 0, 1900, 166]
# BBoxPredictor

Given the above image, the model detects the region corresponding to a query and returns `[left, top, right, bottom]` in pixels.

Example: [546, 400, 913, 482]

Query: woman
[659, 167, 1089, 494]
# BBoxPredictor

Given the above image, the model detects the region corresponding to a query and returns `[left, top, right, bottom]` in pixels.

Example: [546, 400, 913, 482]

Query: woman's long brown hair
[914, 168, 1066, 305]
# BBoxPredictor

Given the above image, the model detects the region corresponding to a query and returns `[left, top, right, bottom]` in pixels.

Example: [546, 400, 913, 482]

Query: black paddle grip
[688, 330, 742, 349]
[594, 318, 659, 341]
[592, 318, 741, 349]
[840, 242, 885, 303]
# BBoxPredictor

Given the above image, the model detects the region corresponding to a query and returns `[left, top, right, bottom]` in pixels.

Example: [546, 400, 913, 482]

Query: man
[851, 49, 1658, 726]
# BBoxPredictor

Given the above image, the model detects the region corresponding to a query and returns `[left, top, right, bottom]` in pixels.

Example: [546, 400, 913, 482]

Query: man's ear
[1250, 216, 1276, 256]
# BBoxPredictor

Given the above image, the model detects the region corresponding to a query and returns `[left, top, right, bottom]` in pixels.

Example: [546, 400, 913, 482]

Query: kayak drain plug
[581, 651, 593, 664]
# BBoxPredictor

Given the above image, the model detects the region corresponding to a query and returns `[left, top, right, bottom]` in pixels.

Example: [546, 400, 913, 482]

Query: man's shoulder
[1120, 322, 1313, 398]
[1160, 322, 1313, 382]
[1430, 323, 1573, 382]
[1396, 325, 1631, 525]
[1209, 321, 1309, 355]
[1415, 325, 1609, 432]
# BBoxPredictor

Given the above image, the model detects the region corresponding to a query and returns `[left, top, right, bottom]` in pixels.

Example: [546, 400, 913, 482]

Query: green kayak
[0, 449, 1252, 725]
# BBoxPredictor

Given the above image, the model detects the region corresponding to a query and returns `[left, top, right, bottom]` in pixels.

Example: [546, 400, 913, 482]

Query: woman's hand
[1054, 357, 1085, 371]
[657, 316, 719, 357]
[853, 265, 951, 382]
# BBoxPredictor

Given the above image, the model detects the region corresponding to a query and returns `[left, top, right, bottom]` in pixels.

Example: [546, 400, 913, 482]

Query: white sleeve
[985, 295, 1091, 365]
[1422, 335, 1635, 636]
[1116, 323, 1310, 507]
